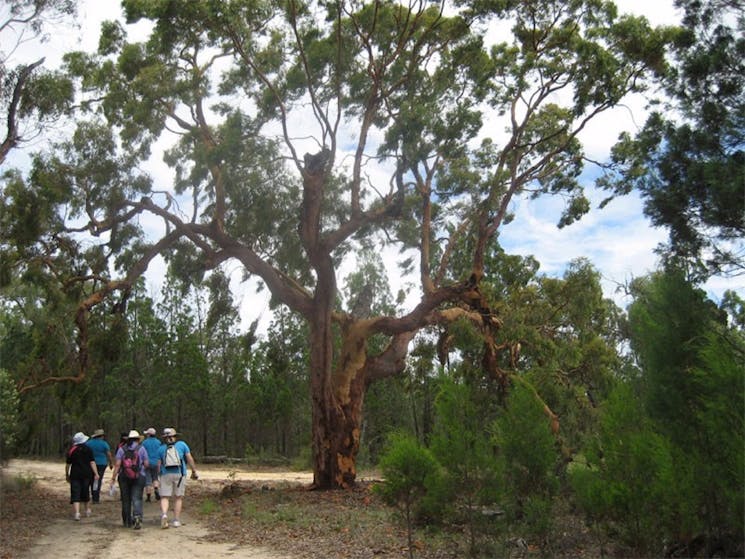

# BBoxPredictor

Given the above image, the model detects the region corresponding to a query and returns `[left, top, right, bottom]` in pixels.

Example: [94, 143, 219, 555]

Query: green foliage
[574, 268, 744, 555]
[430, 378, 501, 554]
[376, 431, 441, 510]
[0, 369, 20, 460]
[687, 329, 745, 544]
[0, 1, 78, 163]
[360, 376, 414, 466]
[721, 290, 745, 329]
[482, 256, 622, 453]
[375, 431, 443, 558]
[627, 267, 723, 445]
[19, 71, 74, 119]
[198, 498, 219, 515]
[495, 384, 559, 512]
[571, 383, 681, 554]
[599, 0, 744, 275]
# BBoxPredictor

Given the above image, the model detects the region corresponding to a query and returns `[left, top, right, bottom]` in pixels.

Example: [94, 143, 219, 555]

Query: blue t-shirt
[85, 437, 111, 466]
[141, 436, 162, 465]
[158, 440, 190, 476]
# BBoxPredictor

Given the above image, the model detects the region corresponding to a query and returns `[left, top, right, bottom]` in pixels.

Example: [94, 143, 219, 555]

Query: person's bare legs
[173, 496, 183, 523]
[159, 496, 170, 528]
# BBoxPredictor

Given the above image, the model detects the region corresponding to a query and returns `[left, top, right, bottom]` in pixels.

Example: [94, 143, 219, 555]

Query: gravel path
[3, 459, 305, 558]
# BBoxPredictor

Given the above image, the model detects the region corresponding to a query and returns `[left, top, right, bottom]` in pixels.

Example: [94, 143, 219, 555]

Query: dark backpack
[122, 446, 140, 479]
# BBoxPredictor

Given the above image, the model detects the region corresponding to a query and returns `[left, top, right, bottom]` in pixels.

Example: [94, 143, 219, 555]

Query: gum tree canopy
[6, 0, 669, 488]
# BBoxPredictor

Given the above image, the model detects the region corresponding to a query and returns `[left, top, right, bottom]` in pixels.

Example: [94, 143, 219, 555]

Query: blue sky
[498, 183, 668, 307]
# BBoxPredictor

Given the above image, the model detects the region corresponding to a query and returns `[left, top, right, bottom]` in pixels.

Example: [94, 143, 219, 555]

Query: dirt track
[2, 459, 313, 558]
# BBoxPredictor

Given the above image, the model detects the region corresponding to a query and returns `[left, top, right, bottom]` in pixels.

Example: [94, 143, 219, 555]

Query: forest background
[0, 0, 743, 557]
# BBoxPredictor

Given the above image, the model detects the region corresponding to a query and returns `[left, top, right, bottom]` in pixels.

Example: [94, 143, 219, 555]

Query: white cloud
[499, 188, 669, 307]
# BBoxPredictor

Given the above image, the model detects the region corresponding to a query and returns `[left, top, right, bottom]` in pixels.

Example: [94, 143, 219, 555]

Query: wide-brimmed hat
[127, 429, 142, 440]
[92, 429, 105, 437]
[162, 427, 178, 437]
[72, 432, 89, 445]
[144, 427, 156, 436]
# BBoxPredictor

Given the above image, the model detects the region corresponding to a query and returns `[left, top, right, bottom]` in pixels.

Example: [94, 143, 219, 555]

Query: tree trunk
[311, 383, 364, 489]
[308, 310, 367, 489]
[301, 153, 371, 489]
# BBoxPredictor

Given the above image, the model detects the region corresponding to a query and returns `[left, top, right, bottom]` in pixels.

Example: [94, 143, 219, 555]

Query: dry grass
[191, 479, 458, 558]
[189, 479, 605, 559]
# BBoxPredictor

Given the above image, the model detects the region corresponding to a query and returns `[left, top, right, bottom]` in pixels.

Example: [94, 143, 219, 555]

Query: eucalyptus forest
[1, 0, 743, 557]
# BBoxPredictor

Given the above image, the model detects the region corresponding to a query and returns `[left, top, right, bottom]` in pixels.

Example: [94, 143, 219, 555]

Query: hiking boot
[161, 515, 169, 529]
[171, 519, 181, 528]
[133, 516, 142, 530]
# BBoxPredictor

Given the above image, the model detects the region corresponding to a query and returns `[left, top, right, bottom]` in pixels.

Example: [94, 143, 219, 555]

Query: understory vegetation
[2, 264, 743, 557]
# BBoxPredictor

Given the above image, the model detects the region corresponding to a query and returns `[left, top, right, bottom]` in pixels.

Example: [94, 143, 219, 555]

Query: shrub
[494, 383, 560, 545]
[430, 379, 502, 556]
[571, 383, 680, 555]
[375, 432, 442, 559]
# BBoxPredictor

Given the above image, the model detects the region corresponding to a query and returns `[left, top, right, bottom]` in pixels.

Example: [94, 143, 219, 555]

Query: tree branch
[0, 58, 44, 165]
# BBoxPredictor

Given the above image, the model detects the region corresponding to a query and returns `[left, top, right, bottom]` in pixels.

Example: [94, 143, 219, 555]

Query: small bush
[495, 383, 559, 544]
[242, 498, 276, 525]
[375, 432, 442, 559]
[430, 379, 502, 556]
[571, 383, 680, 555]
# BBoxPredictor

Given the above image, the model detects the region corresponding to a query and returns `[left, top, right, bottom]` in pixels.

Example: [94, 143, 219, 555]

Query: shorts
[70, 478, 91, 503]
[159, 472, 186, 497]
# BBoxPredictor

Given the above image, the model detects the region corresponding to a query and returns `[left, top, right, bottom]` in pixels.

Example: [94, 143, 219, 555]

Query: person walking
[65, 432, 98, 521]
[157, 427, 199, 529]
[109, 430, 149, 529]
[85, 429, 113, 503]
[141, 427, 161, 502]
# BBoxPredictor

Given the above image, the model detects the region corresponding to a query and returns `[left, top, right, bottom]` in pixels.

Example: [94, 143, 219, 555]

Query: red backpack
[121, 446, 140, 479]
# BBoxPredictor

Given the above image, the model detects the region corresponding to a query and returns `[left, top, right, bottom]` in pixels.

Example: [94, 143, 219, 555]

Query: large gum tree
[4, 0, 670, 488]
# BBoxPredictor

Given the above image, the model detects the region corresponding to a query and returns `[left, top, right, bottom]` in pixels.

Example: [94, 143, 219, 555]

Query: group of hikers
[65, 427, 199, 529]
